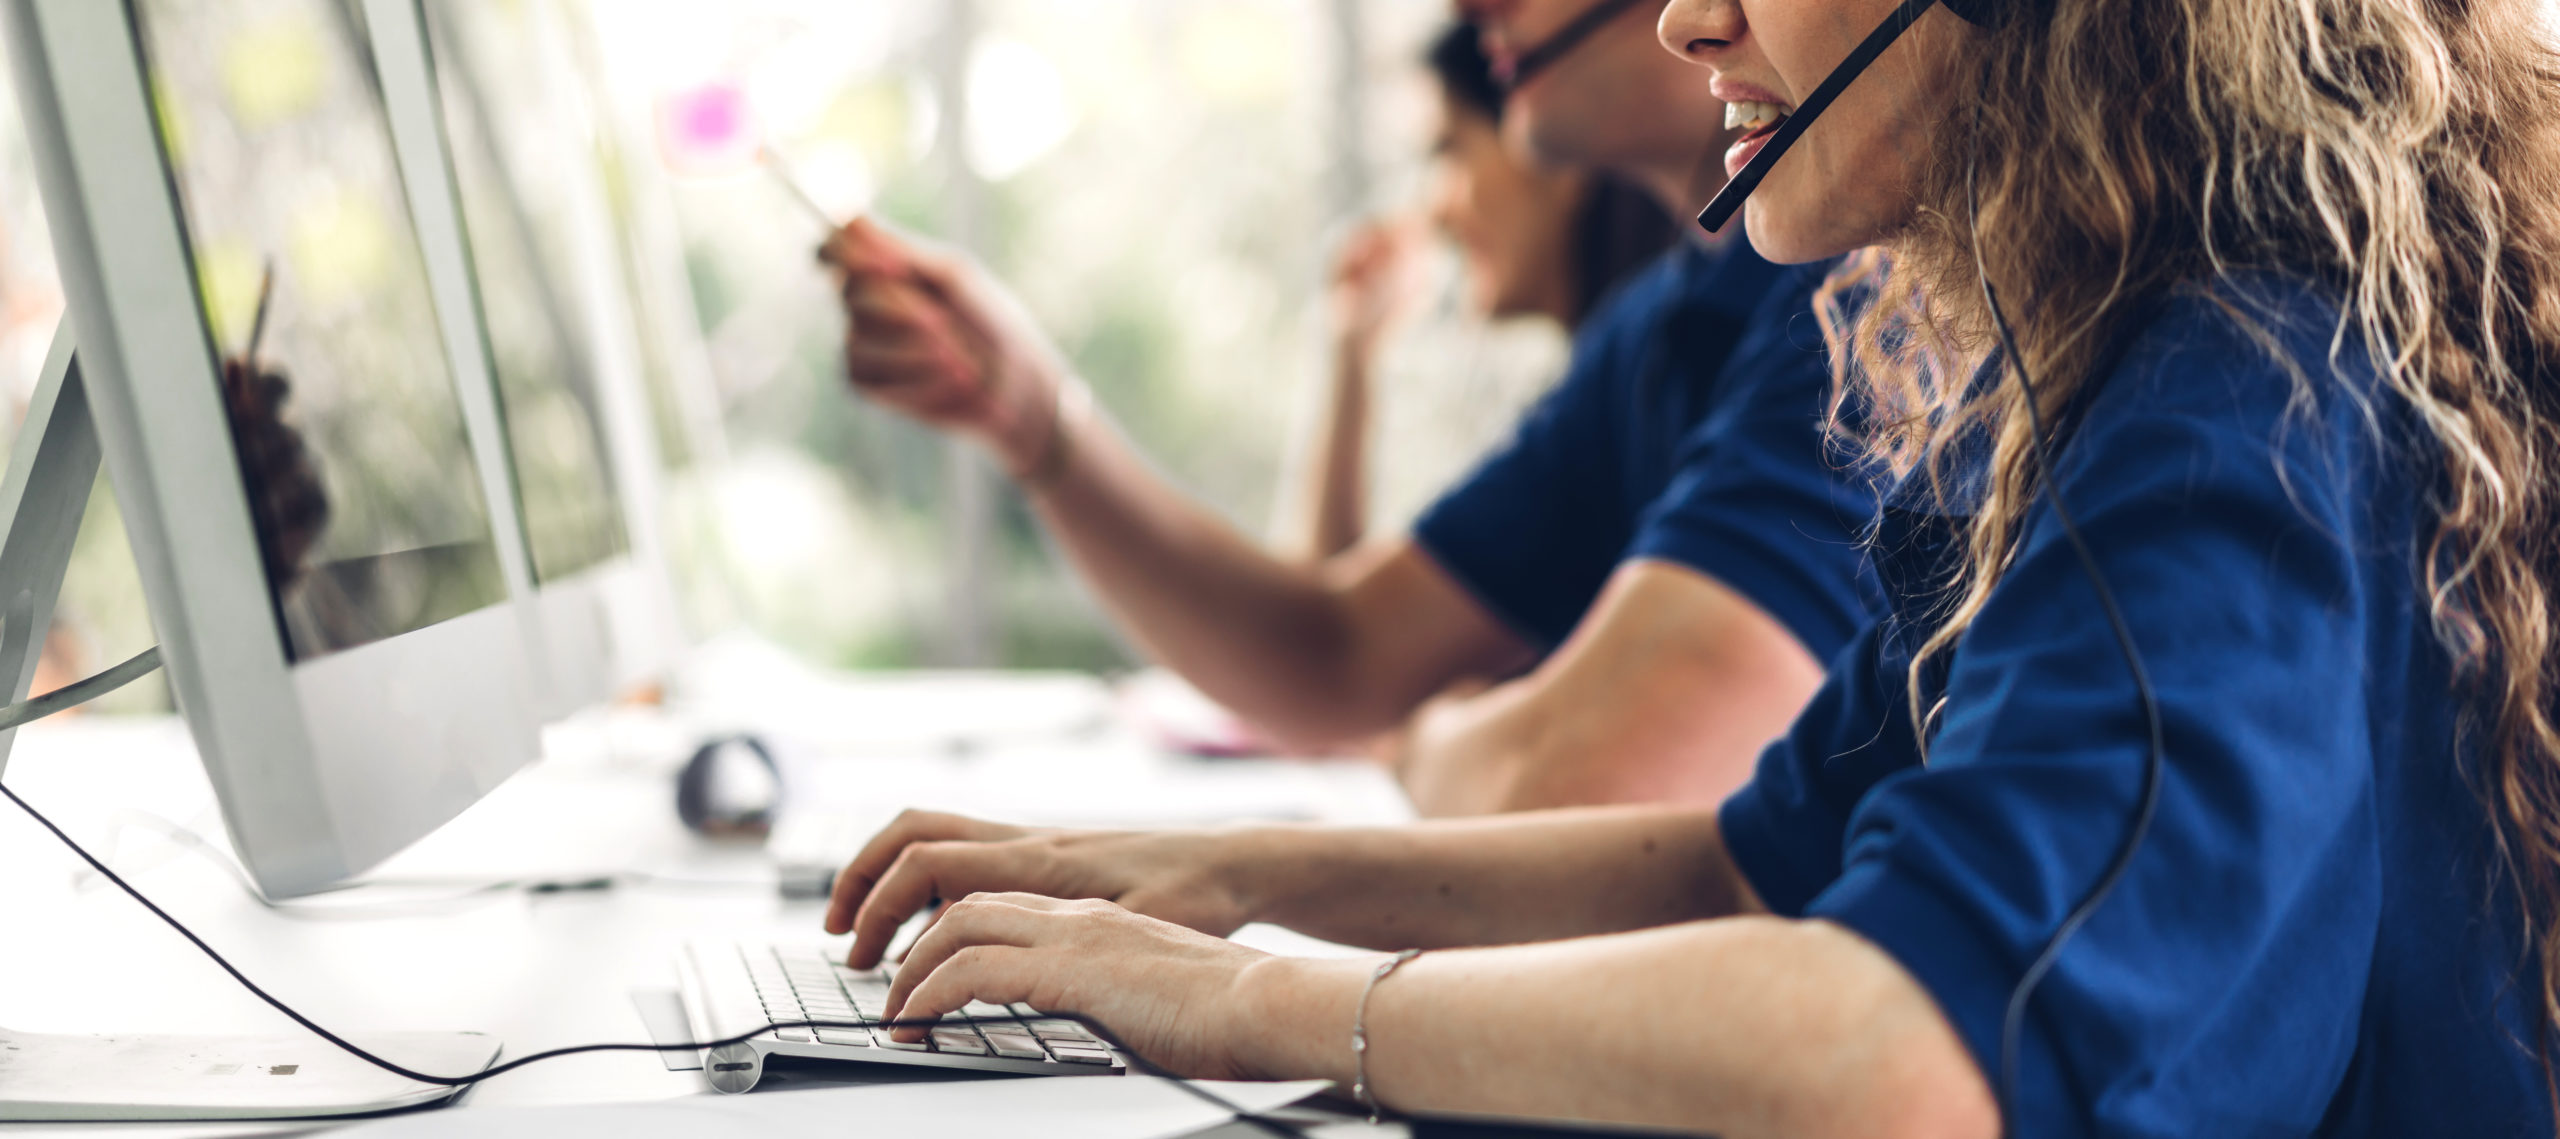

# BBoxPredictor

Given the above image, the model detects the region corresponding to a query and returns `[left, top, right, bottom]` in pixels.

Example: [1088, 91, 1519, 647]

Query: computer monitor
[2, 0, 543, 898]
[385, 0, 687, 712]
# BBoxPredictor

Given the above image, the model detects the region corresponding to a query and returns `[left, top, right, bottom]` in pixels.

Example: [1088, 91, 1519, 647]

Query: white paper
[336, 1077, 1330, 1139]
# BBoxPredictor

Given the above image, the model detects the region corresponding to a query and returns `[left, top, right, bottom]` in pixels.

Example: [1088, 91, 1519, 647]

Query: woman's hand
[880, 892, 1347, 1081]
[820, 219, 1072, 476]
[822, 809, 1280, 969]
[1328, 218, 1424, 360]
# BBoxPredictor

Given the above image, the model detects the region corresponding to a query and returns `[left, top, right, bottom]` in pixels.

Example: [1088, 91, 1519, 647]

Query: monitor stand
[0, 328, 501, 1119]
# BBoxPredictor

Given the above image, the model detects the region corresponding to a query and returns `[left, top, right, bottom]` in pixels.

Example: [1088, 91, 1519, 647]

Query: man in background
[821, 0, 1872, 815]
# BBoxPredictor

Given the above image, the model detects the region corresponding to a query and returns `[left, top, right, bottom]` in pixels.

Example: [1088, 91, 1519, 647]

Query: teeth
[1723, 100, 1788, 132]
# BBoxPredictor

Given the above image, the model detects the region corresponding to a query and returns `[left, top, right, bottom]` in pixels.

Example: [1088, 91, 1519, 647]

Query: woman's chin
[1741, 203, 1863, 266]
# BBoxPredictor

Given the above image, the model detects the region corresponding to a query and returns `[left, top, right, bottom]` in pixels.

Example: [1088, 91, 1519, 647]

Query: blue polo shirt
[1720, 277, 2549, 1136]
[1412, 241, 1875, 662]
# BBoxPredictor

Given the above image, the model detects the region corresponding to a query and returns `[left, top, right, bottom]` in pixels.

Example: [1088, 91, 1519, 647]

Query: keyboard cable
[0, 646, 1312, 1135]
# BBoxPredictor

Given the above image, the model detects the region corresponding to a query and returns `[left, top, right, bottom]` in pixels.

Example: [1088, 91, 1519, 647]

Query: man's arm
[825, 220, 1531, 746]
[1392, 558, 1828, 816]
[1028, 409, 1531, 748]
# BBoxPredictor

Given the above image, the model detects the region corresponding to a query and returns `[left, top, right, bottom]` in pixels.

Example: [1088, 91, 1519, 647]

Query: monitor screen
[426, 0, 630, 584]
[132, 0, 507, 660]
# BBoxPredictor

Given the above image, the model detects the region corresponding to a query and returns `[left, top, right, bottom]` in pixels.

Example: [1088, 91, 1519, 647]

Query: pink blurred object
[655, 81, 760, 177]
[1115, 669, 1279, 758]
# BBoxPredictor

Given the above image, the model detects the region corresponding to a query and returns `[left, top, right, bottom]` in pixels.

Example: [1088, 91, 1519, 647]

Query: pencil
[244, 259, 276, 365]
[760, 145, 839, 230]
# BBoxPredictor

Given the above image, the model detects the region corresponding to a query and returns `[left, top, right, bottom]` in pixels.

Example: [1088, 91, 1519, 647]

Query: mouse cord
[0, 653, 1309, 1132]
[0, 778, 1312, 1132]
[1966, 108, 2169, 1132]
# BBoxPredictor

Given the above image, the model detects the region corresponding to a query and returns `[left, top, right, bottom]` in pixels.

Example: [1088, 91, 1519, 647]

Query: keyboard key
[875, 1033, 930, 1052]
[1030, 1021, 1097, 1043]
[928, 1031, 990, 1056]
[1008, 1003, 1043, 1018]
[984, 1032, 1047, 1060]
[815, 1029, 872, 1047]
[1050, 1046, 1113, 1065]
[774, 1028, 812, 1043]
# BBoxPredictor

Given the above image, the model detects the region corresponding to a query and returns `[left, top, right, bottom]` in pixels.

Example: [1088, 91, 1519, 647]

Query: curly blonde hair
[1820, 0, 2560, 1100]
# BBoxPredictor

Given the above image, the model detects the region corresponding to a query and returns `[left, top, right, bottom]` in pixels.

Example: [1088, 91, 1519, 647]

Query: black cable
[0, 653, 1308, 1131]
[1965, 114, 2170, 1132]
[1075, 1019, 1314, 1139]
[0, 776, 1315, 1129]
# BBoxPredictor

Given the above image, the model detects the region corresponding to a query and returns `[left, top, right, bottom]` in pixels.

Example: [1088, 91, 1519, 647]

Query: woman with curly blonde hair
[797, 0, 2560, 1133]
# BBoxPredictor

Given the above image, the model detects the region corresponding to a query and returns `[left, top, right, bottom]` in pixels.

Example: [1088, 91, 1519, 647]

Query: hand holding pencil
[818, 215, 1081, 484]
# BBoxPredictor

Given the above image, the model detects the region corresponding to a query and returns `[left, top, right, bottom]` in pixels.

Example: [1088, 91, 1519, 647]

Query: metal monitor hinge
[0, 324, 102, 781]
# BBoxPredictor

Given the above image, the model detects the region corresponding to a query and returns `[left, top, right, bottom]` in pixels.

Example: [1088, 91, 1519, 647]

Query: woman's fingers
[824, 810, 1019, 938]
[881, 893, 1073, 1036]
[847, 839, 1039, 969]
[887, 945, 1043, 1042]
[842, 341, 969, 397]
[820, 217, 915, 276]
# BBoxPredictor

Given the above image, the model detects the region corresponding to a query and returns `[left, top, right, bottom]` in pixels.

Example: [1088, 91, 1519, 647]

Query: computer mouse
[676, 733, 785, 838]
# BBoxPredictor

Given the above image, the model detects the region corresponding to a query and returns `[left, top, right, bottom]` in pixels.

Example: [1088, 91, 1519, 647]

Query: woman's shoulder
[2063, 273, 2418, 521]
[2085, 272, 2398, 444]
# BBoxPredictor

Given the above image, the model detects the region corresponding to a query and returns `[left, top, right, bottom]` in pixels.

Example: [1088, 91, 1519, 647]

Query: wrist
[1211, 824, 1320, 929]
[979, 366, 1065, 472]
[1228, 954, 1368, 1083]
[993, 373, 1089, 488]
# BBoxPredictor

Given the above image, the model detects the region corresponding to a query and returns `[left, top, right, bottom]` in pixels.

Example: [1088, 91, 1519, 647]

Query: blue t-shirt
[1719, 279, 2549, 1136]
[1412, 241, 1876, 662]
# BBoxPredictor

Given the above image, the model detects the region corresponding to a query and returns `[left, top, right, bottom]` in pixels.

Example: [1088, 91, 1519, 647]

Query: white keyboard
[677, 942, 1123, 1093]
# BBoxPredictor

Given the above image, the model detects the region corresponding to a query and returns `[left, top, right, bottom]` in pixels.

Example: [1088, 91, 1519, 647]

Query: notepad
[336, 1077, 1330, 1139]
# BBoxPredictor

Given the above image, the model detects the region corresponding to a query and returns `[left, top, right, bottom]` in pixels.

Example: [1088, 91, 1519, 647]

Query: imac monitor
[403, 0, 687, 708]
[143, 0, 507, 659]
[2, 0, 542, 897]
[419, 0, 627, 587]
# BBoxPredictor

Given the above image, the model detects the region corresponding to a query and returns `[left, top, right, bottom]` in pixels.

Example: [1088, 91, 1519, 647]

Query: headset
[1683, 0, 2168, 1132]
[1495, 0, 1660, 90]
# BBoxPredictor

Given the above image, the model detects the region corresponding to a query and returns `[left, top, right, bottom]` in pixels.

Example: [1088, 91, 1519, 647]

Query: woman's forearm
[1233, 918, 1997, 1139]
[1230, 806, 1749, 950]
[1295, 341, 1374, 561]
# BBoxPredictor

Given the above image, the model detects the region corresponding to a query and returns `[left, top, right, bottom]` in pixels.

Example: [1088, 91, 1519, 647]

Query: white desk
[0, 658, 1411, 1137]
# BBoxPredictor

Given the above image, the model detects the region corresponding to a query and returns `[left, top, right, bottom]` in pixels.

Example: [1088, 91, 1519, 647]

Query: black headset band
[1498, 0, 1658, 91]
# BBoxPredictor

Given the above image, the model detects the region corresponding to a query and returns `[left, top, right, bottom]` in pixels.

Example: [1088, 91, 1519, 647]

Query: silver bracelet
[1351, 948, 1424, 1123]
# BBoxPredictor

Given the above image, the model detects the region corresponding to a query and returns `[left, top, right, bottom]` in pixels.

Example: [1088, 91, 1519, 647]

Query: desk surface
[0, 650, 1410, 1137]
